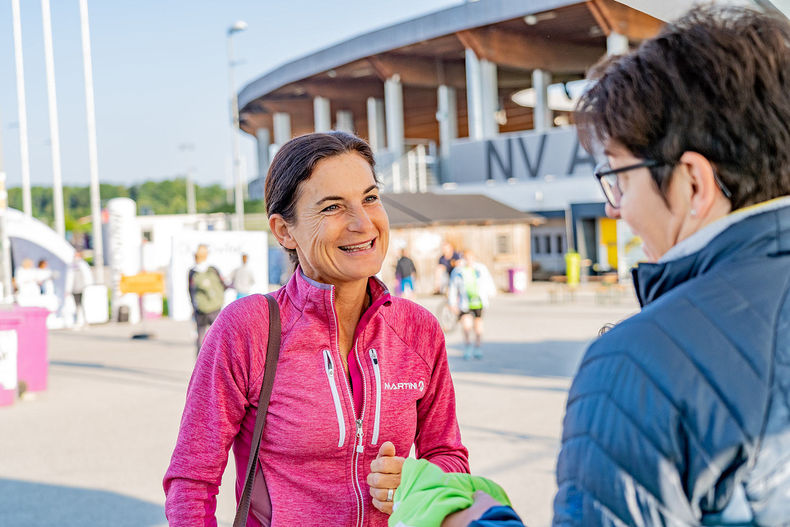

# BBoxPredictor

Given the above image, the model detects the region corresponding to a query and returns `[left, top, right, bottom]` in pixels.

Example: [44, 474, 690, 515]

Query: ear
[269, 214, 297, 250]
[678, 151, 731, 220]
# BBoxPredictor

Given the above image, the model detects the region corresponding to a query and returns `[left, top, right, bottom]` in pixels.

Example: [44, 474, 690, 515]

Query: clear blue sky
[0, 0, 460, 189]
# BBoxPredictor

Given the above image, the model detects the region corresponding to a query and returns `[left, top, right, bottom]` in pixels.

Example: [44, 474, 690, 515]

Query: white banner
[0, 329, 18, 390]
[169, 231, 269, 321]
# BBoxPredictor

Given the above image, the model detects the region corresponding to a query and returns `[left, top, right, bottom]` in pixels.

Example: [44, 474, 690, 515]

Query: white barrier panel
[83, 284, 109, 324]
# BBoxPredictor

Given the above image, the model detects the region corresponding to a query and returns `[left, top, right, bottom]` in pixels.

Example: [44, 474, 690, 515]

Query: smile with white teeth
[339, 239, 375, 253]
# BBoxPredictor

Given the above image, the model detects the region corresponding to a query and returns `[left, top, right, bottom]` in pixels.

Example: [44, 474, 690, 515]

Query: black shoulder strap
[233, 293, 281, 527]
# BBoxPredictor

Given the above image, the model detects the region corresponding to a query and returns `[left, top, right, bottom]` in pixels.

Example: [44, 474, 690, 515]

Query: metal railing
[377, 141, 438, 193]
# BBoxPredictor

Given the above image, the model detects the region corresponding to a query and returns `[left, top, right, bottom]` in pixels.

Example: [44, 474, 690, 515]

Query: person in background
[447, 250, 495, 360]
[37, 260, 55, 296]
[395, 247, 417, 299]
[435, 242, 460, 295]
[441, 5, 790, 526]
[230, 253, 256, 299]
[187, 244, 226, 356]
[70, 251, 93, 329]
[14, 258, 41, 303]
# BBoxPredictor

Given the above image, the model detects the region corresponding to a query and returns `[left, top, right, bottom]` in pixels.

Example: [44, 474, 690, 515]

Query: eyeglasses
[594, 159, 733, 208]
[594, 160, 662, 208]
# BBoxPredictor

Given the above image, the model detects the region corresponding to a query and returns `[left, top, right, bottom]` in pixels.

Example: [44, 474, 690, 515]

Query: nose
[348, 204, 374, 232]
[605, 203, 621, 219]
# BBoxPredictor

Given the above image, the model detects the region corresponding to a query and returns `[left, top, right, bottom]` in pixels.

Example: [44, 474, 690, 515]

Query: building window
[496, 234, 512, 255]
[533, 235, 541, 254]
[556, 235, 564, 254]
[544, 235, 552, 254]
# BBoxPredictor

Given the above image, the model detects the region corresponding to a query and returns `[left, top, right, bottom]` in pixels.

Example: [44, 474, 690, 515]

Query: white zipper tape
[323, 349, 346, 448]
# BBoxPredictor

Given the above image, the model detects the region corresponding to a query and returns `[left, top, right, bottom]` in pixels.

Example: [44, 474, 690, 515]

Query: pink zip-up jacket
[164, 269, 469, 526]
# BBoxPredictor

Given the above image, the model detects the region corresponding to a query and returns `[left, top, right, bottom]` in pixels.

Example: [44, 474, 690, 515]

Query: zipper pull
[325, 351, 333, 376]
[370, 348, 378, 365]
[356, 419, 364, 453]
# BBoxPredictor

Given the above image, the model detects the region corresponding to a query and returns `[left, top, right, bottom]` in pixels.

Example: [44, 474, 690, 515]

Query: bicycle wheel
[438, 302, 458, 333]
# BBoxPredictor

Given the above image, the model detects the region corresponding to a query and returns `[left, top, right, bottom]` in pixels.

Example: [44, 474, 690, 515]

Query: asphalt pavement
[0, 283, 638, 527]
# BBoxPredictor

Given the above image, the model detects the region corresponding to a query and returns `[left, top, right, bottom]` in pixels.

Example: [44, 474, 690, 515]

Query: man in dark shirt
[436, 242, 460, 294]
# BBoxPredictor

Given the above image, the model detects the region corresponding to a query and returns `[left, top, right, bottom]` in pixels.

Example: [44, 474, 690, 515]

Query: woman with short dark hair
[442, 6, 790, 526]
[165, 131, 469, 526]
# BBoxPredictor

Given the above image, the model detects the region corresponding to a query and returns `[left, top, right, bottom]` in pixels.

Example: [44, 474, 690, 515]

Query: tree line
[7, 179, 265, 233]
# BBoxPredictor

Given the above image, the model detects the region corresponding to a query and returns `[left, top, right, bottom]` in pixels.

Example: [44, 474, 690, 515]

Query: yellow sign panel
[599, 217, 619, 269]
[120, 272, 165, 295]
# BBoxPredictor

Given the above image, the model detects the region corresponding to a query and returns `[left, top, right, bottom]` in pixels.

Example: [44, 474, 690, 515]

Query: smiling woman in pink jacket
[164, 131, 470, 526]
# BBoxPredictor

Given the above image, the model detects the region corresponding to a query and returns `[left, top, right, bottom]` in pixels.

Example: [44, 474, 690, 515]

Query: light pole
[0, 111, 14, 302]
[78, 0, 105, 284]
[11, 0, 32, 218]
[179, 143, 197, 215]
[41, 0, 66, 238]
[227, 20, 247, 231]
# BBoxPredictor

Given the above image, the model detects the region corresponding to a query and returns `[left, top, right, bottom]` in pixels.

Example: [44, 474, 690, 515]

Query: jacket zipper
[351, 340, 368, 527]
[323, 349, 346, 448]
[330, 289, 365, 527]
[369, 348, 382, 445]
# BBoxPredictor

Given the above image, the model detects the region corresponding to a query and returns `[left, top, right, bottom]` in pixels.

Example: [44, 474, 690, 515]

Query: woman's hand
[367, 441, 405, 515]
[441, 491, 503, 527]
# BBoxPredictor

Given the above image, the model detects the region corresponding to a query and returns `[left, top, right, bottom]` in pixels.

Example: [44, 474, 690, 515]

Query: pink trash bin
[0, 312, 22, 406]
[14, 306, 49, 393]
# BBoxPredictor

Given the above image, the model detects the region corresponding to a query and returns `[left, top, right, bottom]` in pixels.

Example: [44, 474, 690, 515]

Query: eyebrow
[314, 185, 379, 206]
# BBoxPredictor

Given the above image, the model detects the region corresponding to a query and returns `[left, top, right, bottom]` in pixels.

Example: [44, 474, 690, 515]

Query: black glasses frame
[594, 160, 662, 208]
[594, 159, 733, 208]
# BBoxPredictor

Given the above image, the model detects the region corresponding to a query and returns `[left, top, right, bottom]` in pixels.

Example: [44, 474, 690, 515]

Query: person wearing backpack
[188, 244, 227, 355]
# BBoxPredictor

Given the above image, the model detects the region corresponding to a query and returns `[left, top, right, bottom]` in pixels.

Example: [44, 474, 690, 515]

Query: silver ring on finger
[386, 488, 394, 502]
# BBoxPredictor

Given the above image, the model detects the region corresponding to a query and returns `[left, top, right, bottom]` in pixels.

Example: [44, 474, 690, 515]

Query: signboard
[448, 127, 597, 184]
[120, 272, 165, 295]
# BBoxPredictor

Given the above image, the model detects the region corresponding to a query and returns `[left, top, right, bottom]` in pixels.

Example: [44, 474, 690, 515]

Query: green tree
[8, 179, 241, 230]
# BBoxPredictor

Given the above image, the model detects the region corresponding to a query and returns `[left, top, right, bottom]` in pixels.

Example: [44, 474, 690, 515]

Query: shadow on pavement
[48, 360, 189, 393]
[448, 340, 590, 378]
[52, 330, 189, 348]
[0, 478, 165, 527]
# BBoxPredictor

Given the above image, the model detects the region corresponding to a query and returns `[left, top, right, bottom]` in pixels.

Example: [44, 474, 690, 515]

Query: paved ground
[0, 283, 638, 527]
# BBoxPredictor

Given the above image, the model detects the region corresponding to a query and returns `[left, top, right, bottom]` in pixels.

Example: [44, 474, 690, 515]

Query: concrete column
[256, 128, 271, 178]
[532, 69, 553, 131]
[436, 85, 457, 182]
[436, 85, 457, 158]
[607, 32, 629, 55]
[367, 97, 386, 153]
[465, 48, 483, 141]
[385, 74, 405, 158]
[313, 96, 331, 132]
[273, 112, 291, 146]
[465, 50, 499, 140]
[480, 59, 498, 138]
[336, 110, 354, 133]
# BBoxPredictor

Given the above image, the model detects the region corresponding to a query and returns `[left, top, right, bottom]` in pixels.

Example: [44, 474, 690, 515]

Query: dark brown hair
[576, 6, 790, 209]
[264, 131, 377, 264]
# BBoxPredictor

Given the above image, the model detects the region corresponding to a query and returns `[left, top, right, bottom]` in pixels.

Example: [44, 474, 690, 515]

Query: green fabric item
[461, 267, 483, 310]
[194, 268, 225, 313]
[389, 458, 511, 527]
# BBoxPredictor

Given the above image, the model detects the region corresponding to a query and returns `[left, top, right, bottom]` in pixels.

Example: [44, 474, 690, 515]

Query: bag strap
[233, 293, 281, 527]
